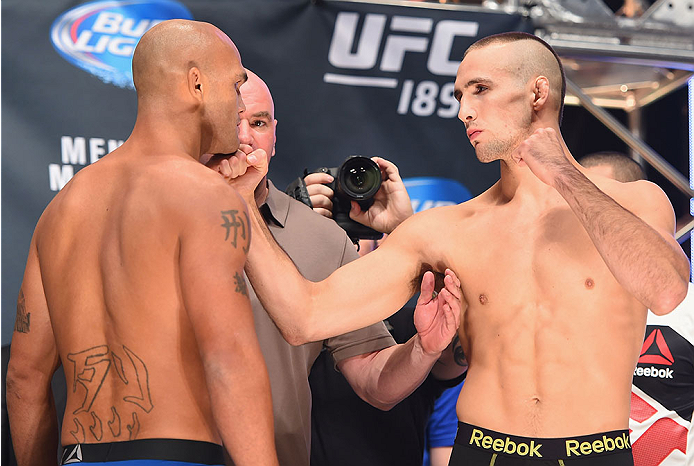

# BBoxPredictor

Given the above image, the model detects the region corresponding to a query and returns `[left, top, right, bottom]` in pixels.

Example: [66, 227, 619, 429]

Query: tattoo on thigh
[234, 272, 248, 297]
[66, 344, 153, 442]
[14, 289, 30, 333]
[220, 210, 250, 253]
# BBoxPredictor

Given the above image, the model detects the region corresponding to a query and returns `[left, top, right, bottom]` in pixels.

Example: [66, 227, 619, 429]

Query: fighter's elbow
[650, 279, 688, 316]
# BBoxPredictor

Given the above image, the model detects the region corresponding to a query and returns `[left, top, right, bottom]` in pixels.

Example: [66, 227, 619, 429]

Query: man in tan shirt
[230, 32, 689, 465]
[6, 20, 278, 466]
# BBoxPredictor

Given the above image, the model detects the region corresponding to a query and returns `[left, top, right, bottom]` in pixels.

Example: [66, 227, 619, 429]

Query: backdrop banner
[1, 0, 531, 343]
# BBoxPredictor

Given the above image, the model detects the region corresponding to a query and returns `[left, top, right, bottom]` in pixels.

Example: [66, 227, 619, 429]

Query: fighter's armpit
[411, 262, 446, 297]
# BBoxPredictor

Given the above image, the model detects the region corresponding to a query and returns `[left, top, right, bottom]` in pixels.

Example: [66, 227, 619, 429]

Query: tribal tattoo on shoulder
[220, 209, 250, 253]
[14, 289, 30, 333]
[66, 344, 153, 442]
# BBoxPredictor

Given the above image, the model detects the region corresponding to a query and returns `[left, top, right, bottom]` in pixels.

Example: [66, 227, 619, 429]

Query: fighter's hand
[349, 157, 414, 234]
[512, 128, 574, 187]
[210, 144, 269, 203]
[304, 172, 335, 219]
[414, 269, 462, 356]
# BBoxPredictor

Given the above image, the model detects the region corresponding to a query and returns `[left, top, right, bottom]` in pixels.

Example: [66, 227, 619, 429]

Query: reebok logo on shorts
[469, 429, 543, 457]
[565, 432, 631, 457]
[457, 423, 631, 461]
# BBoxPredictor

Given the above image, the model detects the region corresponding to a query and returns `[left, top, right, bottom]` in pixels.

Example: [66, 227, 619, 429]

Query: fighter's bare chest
[434, 205, 613, 307]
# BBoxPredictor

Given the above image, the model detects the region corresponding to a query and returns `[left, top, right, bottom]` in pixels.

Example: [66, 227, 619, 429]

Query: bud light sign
[403, 177, 472, 213]
[50, 0, 193, 89]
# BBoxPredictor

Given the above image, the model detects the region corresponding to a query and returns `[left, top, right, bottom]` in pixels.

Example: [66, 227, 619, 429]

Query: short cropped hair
[578, 152, 647, 182]
[465, 32, 566, 126]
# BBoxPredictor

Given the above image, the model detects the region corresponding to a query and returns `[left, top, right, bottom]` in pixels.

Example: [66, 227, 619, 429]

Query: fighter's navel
[479, 294, 488, 305]
[584, 278, 595, 289]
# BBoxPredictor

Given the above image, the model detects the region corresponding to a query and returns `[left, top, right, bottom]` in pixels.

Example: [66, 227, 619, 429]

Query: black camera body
[286, 155, 383, 242]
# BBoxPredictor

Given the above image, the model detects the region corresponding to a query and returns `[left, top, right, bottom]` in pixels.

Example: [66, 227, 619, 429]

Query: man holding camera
[203, 70, 465, 466]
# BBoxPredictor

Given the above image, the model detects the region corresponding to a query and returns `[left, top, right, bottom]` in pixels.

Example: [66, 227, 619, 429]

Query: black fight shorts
[449, 422, 634, 466]
[60, 438, 225, 465]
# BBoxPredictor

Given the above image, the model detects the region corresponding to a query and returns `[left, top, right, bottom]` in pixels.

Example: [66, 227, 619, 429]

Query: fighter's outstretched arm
[6, 234, 61, 466]
[515, 128, 689, 315]
[338, 270, 464, 410]
[233, 150, 427, 345]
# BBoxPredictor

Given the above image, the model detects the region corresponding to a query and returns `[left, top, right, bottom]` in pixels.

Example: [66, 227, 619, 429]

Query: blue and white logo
[50, 0, 193, 89]
[403, 177, 472, 213]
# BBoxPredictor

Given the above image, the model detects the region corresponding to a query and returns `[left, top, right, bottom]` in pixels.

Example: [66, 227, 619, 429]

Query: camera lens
[338, 156, 381, 200]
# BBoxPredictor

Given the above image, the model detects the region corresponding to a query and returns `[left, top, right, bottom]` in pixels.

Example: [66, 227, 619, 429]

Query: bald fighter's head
[464, 32, 566, 125]
[132, 20, 247, 157]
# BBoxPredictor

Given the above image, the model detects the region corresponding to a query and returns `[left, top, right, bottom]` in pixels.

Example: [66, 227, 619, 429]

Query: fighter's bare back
[27, 151, 251, 445]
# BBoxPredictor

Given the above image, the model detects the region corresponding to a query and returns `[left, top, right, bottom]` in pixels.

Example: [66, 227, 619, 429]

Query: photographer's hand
[349, 157, 413, 234]
[304, 172, 335, 219]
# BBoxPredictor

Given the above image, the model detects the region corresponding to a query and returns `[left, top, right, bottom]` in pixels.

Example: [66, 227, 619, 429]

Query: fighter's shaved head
[465, 32, 566, 125]
[132, 19, 242, 100]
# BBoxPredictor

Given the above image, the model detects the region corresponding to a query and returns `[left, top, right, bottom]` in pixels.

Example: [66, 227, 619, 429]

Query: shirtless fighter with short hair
[230, 32, 689, 465]
[6, 20, 278, 466]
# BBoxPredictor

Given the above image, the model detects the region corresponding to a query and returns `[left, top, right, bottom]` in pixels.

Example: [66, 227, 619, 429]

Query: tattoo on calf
[220, 209, 250, 253]
[67, 344, 153, 442]
[14, 289, 30, 333]
[234, 272, 249, 297]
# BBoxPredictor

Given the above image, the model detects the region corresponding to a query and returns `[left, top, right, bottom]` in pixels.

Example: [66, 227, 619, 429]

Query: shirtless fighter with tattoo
[230, 33, 689, 465]
[5, 20, 278, 466]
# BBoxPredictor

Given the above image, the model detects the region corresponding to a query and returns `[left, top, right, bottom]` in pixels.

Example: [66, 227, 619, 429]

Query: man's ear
[532, 76, 550, 111]
[188, 67, 203, 101]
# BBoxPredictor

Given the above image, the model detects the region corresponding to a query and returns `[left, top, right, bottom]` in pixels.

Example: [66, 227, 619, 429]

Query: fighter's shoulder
[391, 196, 481, 238]
[154, 158, 246, 211]
[590, 174, 675, 230]
[592, 174, 672, 212]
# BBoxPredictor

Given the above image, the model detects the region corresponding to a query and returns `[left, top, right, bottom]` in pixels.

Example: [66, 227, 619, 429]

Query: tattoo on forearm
[14, 289, 30, 333]
[67, 344, 153, 442]
[221, 210, 250, 253]
[452, 336, 466, 367]
[234, 272, 249, 297]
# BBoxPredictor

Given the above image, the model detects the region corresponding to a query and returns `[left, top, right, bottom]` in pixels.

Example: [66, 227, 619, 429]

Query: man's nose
[458, 98, 476, 123]
[238, 119, 253, 145]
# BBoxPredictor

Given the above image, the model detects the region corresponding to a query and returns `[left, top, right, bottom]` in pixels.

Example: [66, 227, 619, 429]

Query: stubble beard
[474, 112, 533, 163]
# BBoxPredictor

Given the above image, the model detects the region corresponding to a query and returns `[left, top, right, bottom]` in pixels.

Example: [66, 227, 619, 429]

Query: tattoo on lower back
[452, 336, 466, 366]
[14, 289, 30, 333]
[66, 344, 153, 441]
[220, 209, 250, 253]
[234, 272, 249, 297]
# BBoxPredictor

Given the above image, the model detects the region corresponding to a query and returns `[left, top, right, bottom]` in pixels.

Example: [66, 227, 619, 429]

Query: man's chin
[202, 152, 234, 167]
